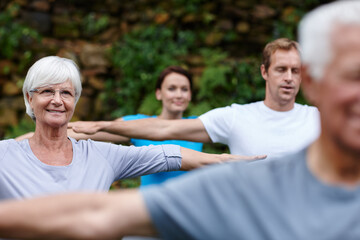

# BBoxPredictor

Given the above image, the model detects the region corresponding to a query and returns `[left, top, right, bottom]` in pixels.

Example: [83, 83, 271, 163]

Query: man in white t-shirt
[69, 38, 320, 157]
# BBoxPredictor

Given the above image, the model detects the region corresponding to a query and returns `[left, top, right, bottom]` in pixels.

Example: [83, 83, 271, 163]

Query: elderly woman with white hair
[1, 56, 263, 200]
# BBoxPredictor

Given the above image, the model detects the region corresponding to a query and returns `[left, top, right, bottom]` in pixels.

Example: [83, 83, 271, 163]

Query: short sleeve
[198, 106, 235, 145]
[0, 140, 10, 164]
[91, 140, 182, 180]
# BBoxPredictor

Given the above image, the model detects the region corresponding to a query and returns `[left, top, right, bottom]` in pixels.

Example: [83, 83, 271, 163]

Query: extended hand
[68, 121, 102, 135]
[219, 153, 267, 162]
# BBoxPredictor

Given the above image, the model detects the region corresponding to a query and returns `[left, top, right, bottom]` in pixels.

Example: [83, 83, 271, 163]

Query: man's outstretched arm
[0, 190, 156, 239]
[68, 118, 212, 143]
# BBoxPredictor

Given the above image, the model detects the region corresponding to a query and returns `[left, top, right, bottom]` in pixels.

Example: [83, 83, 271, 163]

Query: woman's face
[156, 72, 192, 115]
[28, 80, 76, 129]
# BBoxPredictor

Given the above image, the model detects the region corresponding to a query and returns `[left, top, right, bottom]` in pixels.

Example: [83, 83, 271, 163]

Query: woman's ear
[155, 89, 162, 101]
[27, 92, 33, 107]
[301, 65, 319, 106]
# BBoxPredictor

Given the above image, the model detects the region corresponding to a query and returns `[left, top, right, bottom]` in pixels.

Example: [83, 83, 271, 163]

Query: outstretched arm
[0, 190, 156, 239]
[180, 147, 266, 170]
[68, 118, 212, 143]
[67, 118, 130, 143]
[67, 128, 130, 143]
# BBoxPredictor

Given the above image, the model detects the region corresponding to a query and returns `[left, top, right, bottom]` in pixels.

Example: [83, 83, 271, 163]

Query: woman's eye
[41, 89, 53, 94]
[62, 91, 72, 95]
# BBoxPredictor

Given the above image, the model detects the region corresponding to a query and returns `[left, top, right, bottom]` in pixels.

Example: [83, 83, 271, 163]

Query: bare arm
[67, 128, 130, 143]
[180, 147, 266, 170]
[67, 117, 130, 143]
[68, 118, 212, 143]
[0, 190, 156, 239]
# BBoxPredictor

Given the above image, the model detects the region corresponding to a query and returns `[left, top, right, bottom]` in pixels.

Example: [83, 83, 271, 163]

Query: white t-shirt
[199, 101, 320, 157]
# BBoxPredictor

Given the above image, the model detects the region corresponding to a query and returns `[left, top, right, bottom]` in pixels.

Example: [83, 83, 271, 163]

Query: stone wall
[0, 0, 333, 138]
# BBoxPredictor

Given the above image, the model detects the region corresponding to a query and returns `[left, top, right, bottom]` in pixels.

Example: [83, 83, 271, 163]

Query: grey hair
[22, 56, 82, 120]
[299, 0, 360, 81]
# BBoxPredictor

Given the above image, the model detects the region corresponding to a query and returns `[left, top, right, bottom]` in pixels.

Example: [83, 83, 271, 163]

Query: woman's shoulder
[69, 137, 115, 160]
[183, 115, 198, 120]
[69, 137, 122, 152]
[0, 139, 21, 162]
[122, 114, 154, 121]
[0, 139, 20, 148]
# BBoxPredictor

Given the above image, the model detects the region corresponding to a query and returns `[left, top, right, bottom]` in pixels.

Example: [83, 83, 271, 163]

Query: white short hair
[299, 0, 360, 80]
[22, 56, 82, 120]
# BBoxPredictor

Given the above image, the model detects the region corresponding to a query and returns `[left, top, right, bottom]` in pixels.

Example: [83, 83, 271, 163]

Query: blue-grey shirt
[142, 148, 360, 240]
[0, 138, 181, 200]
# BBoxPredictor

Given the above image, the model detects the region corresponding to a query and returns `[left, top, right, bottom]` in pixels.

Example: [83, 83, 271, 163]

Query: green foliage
[187, 101, 213, 117]
[273, 10, 303, 39]
[107, 25, 196, 117]
[196, 48, 233, 110]
[189, 49, 265, 115]
[232, 58, 265, 104]
[273, 0, 334, 40]
[82, 12, 110, 36]
[197, 63, 232, 107]
[0, 3, 41, 59]
[17, 51, 34, 73]
[4, 117, 35, 139]
[110, 178, 140, 189]
[173, 0, 208, 13]
[191, 48, 233, 113]
[138, 92, 162, 116]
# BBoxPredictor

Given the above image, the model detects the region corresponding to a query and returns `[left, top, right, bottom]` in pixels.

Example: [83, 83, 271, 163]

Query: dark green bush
[0, 3, 40, 59]
[82, 12, 110, 37]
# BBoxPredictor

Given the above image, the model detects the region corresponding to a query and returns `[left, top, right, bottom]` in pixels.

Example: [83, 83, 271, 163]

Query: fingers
[67, 121, 81, 128]
[74, 125, 100, 135]
[67, 121, 91, 134]
[252, 155, 267, 160]
[224, 154, 267, 162]
[237, 154, 267, 160]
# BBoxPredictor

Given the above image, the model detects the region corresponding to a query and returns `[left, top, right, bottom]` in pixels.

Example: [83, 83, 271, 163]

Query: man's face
[262, 48, 301, 111]
[313, 25, 360, 153]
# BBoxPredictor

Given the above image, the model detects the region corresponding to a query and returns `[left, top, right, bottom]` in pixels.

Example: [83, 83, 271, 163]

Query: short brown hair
[262, 38, 300, 72]
[156, 66, 193, 90]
